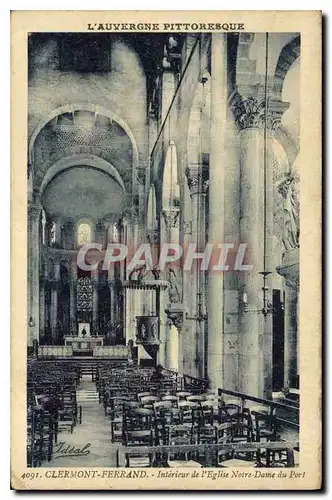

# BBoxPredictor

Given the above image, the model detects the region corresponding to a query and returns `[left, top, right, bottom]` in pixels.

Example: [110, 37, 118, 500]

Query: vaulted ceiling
[42, 166, 125, 222]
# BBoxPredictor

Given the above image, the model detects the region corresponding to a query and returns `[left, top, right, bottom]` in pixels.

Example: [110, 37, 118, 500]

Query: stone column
[284, 278, 298, 389]
[185, 164, 208, 378]
[28, 202, 42, 345]
[69, 260, 77, 334]
[50, 261, 60, 340]
[277, 249, 299, 390]
[91, 268, 99, 334]
[108, 280, 115, 323]
[207, 33, 227, 389]
[95, 221, 106, 248]
[230, 89, 286, 397]
[162, 207, 181, 369]
[39, 282, 45, 337]
[63, 219, 74, 250]
[238, 126, 266, 397]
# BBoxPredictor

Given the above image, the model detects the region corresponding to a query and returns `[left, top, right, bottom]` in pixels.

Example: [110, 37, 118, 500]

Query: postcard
[11, 10, 321, 490]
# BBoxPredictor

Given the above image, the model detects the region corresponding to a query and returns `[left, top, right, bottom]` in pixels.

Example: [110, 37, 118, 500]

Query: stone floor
[42, 376, 118, 467]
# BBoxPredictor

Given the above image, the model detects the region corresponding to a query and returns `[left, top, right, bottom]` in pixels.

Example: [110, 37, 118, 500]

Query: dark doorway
[272, 289, 284, 391]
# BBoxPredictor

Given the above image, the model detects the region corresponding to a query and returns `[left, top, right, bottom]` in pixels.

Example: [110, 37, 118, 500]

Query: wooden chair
[137, 391, 152, 403]
[176, 391, 192, 401]
[110, 401, 125, 443]
[187, 394, 206, 403]
[141, 395, 160, 408]
[217, 440, 261, 468]
[259, 442, 295, 467]
[178, 400, 199, 426]
[231, 410, 254, 443]
[201, 400, 224, 426]
[253, 414, 278, 442]
[124, 430, 154, 467]
[167, 425, 201, 468]
[223, 403, 241, 421]
[162, 395, 179, 406]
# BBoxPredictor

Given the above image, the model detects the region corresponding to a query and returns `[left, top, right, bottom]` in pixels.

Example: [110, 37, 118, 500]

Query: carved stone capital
[28, 202, 42, 221]
[135, 167, 147, 186]
[165, 307, 183, 333]
[162, 207, 180, 231]
[185, 164, 209, 195]
[229, 90, 289, 132]
[147, 229, 159, 244]
[276, 256, 299, 292]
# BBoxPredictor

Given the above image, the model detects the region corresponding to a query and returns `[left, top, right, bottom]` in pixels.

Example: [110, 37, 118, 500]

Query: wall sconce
[242, 275, 284, 318]
[185, 293, 208, 324]
[28, 317, 35, 327]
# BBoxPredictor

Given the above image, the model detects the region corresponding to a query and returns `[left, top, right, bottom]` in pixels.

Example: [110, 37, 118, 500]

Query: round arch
[274, 35, 300, 97]
[38, 153, 126, 197]
[28, 102, 139, 172]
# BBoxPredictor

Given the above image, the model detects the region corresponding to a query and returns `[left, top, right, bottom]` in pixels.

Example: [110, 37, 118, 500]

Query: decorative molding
[183, 220, 192, 235]
[135, 167, 147, 186]
[162, 207, 180, 231]
[147, 229, 159, 244]
[185, 163, 209, 196]
[229, 90, 289, 132]
[165, 306, 183, 333]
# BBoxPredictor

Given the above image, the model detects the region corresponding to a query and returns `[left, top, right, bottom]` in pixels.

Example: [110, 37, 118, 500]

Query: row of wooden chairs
[118, 429, 297, 468]
[27, 361, 83, 465]
[27, 408, 54, 467]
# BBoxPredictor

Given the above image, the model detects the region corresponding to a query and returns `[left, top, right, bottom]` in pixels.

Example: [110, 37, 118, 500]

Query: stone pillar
[69, 261, 77, 334]
[28, 203, 42, 345]
[63, 219, 74, 250]
[108, 280, 115, 323]
[284, 279, 298, 389]
[161, 207, 180, 369]
[92, 268, 99, 334]
[238, 127, 266, 397]
[39, 284, 45, 336]
[161, 69, 175, 123]
[207, 33, 227, 389]
[50, 261, 60, 340]
[185, 164, 208, 378]
[277, 249, 299, 390]
[95, 221, 106, 248]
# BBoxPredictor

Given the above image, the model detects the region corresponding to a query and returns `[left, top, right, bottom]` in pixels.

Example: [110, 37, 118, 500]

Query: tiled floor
[42, 376, 118, 467]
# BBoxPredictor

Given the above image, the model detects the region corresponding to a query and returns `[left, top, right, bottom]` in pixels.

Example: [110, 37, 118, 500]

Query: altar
[65, 323, 103, 352]
[65, 336, 104, 352]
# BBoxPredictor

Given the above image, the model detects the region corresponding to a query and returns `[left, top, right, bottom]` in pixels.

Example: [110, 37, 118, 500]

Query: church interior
[27, 32, 300, 468]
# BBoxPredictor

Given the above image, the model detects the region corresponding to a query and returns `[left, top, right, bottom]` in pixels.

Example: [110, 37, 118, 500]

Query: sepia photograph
[11, 10, 321, 490]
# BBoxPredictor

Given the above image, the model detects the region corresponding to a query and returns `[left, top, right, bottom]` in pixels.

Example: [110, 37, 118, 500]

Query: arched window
[50, 221, 56, 245]
[107, 223, 119, 244]
[77, 223, 91, 246]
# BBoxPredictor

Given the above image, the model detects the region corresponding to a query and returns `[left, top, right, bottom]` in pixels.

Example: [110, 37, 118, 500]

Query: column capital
[134, 167, 147, 186]
[123, 206, 142, 227]
[147, 229, 159, 244]
[165, 306, 183, 333]
[162, 207, 180, 231]
[28, 201, 42, 221]
[107, 279, 117, 290]
[185, 163, 209, 195]
[229, 90, 289, 132]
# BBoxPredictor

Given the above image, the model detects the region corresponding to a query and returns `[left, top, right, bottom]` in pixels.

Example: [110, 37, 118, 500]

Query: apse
[42, 166, 125, 222]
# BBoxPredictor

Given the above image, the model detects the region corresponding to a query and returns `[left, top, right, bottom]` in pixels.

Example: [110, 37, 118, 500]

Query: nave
[28, 359, 299, 469]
